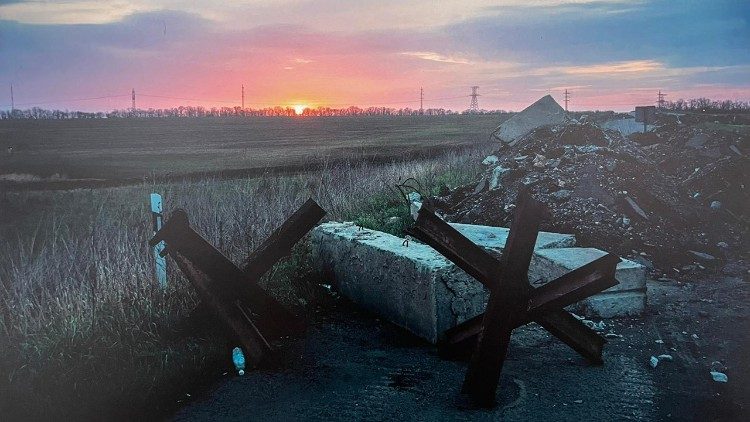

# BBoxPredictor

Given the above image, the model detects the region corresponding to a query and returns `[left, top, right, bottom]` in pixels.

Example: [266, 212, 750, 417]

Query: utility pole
[10, 84, 14, 112]
[657, 90, 666, 109]
[131, 88, 136, 112]
[469, 86, 480, 113]
[420, 87, 424, 115]
[564, 89, 570, 112]
[241, 84, 245, 109]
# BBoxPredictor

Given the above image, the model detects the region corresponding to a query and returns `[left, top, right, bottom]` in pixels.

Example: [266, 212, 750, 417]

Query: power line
[1, 94, 129, 108]
[132, 88, 136, 112]
[10, 84, 13, 112]
[241, 84, 245, 109]
[139, 93, 244, 105]
[1, 90, 477, 110]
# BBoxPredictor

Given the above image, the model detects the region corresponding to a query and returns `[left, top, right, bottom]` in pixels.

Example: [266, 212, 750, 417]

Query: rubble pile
[432, 108, 749, 280]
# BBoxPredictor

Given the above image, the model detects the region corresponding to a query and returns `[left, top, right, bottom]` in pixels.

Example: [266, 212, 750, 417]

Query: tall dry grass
[0, 147, 491, 420]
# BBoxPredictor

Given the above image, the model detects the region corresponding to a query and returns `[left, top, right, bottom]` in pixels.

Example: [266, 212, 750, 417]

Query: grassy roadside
[0, 147, 491, 420]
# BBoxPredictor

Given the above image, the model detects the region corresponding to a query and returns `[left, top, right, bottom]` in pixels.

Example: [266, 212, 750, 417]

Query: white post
[150, 193, 167, 288]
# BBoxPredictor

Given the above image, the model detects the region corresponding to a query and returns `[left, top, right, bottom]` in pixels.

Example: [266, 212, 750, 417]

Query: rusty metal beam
[535, 309, 606, 365]
[412, 204, 615, 362]
[243, 198, 326, 282]
[410, 190, 620, 407]
[526, 253, 620, 313]
[439, 309, 608, 366]
[439, 252, 618, 363]
[171, 251, 271, 366]
[149, 207, 309, 338]
[407, 205, 500, 290]
[461, 190, 544, 407]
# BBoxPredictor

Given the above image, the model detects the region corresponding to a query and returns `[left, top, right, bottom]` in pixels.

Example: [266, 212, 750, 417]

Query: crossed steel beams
[148, 198, 326, 367]
[407, 191, 620, 407]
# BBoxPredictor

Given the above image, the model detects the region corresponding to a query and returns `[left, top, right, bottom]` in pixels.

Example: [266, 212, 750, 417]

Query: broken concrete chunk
[605, 332, 623, 339]
[407, 192, 422, 221]
[688, 250, 716, 261]
[482, 155, 499, 165]
[620, 196, 649, 220]
[649, 356, 659, 368]
[551, 189, 572, 201]
[657, 354, 674, 361]
[492, 95, 567, 146]
[489, 166, 511, 190]
[575, 145, 604, 154]
[583, 320, 606, 331]
[532, 154, 547, 168]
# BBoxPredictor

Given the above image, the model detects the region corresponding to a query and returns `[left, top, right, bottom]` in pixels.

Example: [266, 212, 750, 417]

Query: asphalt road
[172, 277, 749, 421]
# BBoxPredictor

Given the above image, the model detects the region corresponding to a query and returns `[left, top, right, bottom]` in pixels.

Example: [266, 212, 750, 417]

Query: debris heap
[434, 101, 749, 279]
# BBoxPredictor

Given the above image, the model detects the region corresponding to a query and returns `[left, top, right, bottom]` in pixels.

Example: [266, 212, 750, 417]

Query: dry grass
[0, 147, 491, 420]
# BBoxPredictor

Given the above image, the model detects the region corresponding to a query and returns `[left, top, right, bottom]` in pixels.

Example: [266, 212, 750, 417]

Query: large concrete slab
[602, 117, 654, 136]
[530, 248, 647, 317]
[451, 222, 576, 251]
[493, 95, 567, 146]
[312, 222, 484, 343]
[312, 222, 646, 343]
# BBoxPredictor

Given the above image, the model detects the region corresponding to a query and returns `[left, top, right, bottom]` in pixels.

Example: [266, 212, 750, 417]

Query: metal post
[150, 193, 167, 287]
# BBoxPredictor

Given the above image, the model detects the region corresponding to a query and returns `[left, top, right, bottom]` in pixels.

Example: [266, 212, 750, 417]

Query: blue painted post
[150, 193, 168, 288]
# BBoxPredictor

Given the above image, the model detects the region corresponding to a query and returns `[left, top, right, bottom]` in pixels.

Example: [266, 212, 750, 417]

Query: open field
[0, 138, 495, 420]
[0, 115, 504, 187]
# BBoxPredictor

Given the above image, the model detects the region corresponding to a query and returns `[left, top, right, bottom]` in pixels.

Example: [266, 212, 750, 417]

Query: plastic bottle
[232, 347, 246, 376]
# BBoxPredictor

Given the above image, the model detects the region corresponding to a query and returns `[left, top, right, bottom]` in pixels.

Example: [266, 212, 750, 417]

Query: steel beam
[409, 190, 619, 407]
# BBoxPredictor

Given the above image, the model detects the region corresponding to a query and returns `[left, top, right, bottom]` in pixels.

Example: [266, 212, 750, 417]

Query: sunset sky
[1, 0, 748, 112]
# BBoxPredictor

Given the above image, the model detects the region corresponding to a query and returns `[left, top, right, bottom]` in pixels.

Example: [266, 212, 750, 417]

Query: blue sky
[1, 0, 748, 111]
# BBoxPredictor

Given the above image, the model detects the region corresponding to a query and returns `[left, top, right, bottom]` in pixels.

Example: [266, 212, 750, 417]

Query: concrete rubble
[312, 221, 645, 343]
[434, 98, 749, 280]
[492, 95, 568, 146]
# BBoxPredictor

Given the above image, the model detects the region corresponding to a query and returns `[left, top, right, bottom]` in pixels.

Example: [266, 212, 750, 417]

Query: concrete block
[529, 247, 647, 318]
[576, 291, 646, 318]
[531, 248, 646, 292]
[312, 222, 646, 344]
[312, 222, 486, 343]
[450, 223, 576, 252]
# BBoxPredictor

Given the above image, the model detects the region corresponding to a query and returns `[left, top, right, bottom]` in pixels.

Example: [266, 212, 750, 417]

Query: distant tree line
[663, 98, 750, 113]
[0, 105, 505, 119]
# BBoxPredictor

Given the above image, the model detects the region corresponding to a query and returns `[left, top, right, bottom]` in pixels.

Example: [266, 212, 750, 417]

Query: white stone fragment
[482, 155, 499, 165]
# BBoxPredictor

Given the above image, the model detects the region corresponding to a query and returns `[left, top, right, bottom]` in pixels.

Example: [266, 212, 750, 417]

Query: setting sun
[293, 104, 307, 115]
